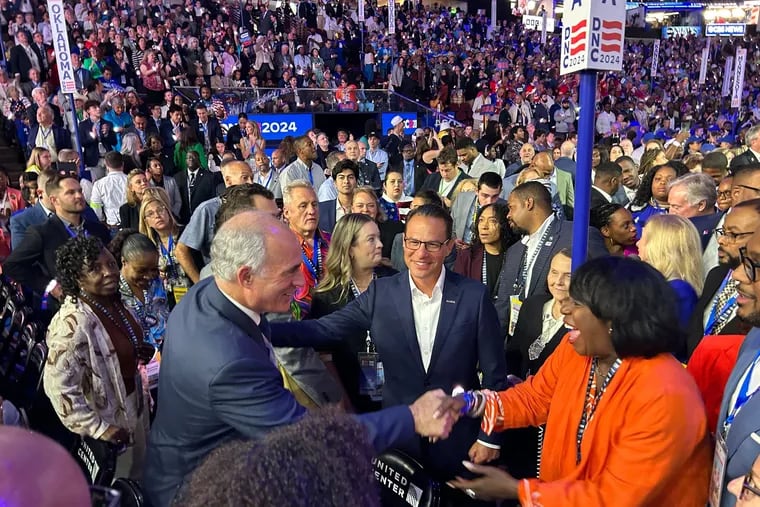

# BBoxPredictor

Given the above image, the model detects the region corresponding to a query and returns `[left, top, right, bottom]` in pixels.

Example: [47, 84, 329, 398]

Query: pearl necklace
[80, 293, 139, 348]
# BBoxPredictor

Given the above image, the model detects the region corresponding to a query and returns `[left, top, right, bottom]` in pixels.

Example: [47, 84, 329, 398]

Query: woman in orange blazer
[449, 256, 712, 506]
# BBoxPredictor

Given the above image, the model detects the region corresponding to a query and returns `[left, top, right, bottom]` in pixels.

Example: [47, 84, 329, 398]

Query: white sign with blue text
[560, 0, 627, 75]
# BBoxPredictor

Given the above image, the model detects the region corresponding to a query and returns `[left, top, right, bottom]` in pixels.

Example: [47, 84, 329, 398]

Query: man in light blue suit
[714, 231, 760, 507]
[143, 211, 457, 507]
[270, 205, 508, 501]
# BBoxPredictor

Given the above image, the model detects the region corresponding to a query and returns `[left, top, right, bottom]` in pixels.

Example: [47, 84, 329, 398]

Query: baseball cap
[391, 115, 404, 127]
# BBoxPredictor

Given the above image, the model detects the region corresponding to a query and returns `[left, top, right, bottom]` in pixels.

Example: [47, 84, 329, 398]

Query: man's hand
[447, 461, 519, 501]
[409, 389, 457, 439]
[454, 239, 471, 251]
[468, 442, 500, 464]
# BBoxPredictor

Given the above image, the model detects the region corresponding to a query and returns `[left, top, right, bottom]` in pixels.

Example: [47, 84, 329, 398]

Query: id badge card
[709, 433, 728, 507]
[509, 295, 523, 337]
[358, 351, 384, 401]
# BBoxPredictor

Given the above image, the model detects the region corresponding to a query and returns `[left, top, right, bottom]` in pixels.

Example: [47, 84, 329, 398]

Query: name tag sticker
[708, 433, 728, 507]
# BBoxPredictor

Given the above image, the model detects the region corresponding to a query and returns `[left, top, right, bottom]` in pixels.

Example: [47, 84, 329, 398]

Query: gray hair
[282, 179, 315, 206]
[210, 211, 270, 281]
[668, 172, 717, 208]
[746, 124, 760, 146]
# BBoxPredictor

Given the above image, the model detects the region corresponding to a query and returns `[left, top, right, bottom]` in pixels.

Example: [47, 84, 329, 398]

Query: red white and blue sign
[560, 0, 626, 75]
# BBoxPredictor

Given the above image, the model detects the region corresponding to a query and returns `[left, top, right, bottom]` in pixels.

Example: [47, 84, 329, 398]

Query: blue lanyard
[307, 165, 314, 186]
[724, 350, 760, 433]
[159, 234, 174, 258]
[704, 271, 737, 334]
[301, 236, 321, 282]
[257, 170, 273, 188]
[65, 224, 88, 238]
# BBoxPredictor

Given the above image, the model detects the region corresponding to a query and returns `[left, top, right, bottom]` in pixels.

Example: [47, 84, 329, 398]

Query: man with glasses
[711, 229, 760, 507]
[687, 199, 760, 358]
[269, 204, 507, 504]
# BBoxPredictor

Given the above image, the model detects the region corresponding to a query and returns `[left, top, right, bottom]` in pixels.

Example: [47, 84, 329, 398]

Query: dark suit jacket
[271, 270, 508, 480]
[124, 124, 159, 147]
[72, 66, 92, 91]
[27, 123, 71, 154]
[318, 200, 337, 233]
[589, 187, 612, 210]
[690, 212, 722, 251]
[715, 328, 760, 506]
[9, 44, 45, 82]
[190, 118, 223, 147]
[78, 118, 117, 167]
[494, 217, 607, 335]
[224, 123, 245, 157]
[9, 202, 99, 250]
[418, 171, 469, 201]
[3, 215, 110, 295]
[140, 150, 176, 176]
[143, 277, 416, 507]
[174, 168, 218, 223]
[730, 149, 759, 171]
[686, 265, 748, 359]
[159, 119, 184, 154]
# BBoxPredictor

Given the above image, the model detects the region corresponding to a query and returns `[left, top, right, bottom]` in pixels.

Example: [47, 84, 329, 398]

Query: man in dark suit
[686, 200, 760, 358]
[590, 161, 621, 210]
[318, 159, 357, 234]
[174, 151, 217, 223]
[4, 174, 110, 302]
[8, 31, 44, 83]
[418, 147, 469, 206]
[159, 105, 185, 156]
[713, 230, 760, 506]
[78, 100, 117, 181]
[495, 181, 606, 335]
[27, 105, 71, 158]
[20, 68, 43, 99]
[224, 113, 248, 159]
[143, 211, 458, 507]
[70, 52, 92, 93]
[397, 140, 429, 196]
[450, 171, 503, 247]
[9, 169, 98, 250]
[271, 205, 508, 497]
[729, 124, 760, 171]
[190, 103, 223, 153]
[668, 173, 721, 251]
[125, 112, 158, 147]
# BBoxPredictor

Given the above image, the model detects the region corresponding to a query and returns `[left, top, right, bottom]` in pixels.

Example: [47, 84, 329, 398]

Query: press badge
[359, 332, 383, 401]
[509, 296, 523, 336]
[708, 433, 728, 507]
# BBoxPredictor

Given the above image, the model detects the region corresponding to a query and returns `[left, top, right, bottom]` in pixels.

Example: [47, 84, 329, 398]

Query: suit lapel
[428, 271, 461, 373]
[719, 330, 760, 429]
[394, 275, 426, 375]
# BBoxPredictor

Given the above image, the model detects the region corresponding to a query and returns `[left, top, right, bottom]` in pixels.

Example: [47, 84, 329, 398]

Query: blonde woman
[119, 132, 142, 172]
[311, 213, 396, 412]
[637, 213, 703, 339]
[138, 189, 190, 306]
[239, 120, 265, 162]
[119, 169, 149, 230]
[25, 146, 52, 175]
[351, 186, 402, 260]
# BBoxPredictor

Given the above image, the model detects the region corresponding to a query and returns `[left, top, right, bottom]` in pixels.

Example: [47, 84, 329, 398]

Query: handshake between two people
[407, 389, 469, 441]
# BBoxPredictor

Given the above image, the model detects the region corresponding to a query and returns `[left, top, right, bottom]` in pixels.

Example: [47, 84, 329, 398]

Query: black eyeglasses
[403, 236, 450, 252]
[739, 247, 760, 283]
[715, 228, 755, 243]
[735, 183, 760, 194]
[740, 472, 760, 501]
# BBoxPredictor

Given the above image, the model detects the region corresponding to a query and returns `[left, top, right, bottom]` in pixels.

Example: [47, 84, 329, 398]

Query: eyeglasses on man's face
[739, 472, 760, 501]
[715, 228, 755, 243]
[739, 246, 760, 284]
[403, 236, 450, 252]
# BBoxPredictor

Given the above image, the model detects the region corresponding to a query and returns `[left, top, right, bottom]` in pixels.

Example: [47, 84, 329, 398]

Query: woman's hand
[447, 461, 519, 501]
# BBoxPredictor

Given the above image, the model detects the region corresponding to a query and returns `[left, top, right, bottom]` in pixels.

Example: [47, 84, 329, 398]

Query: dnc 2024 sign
[560, 0, 626, 75]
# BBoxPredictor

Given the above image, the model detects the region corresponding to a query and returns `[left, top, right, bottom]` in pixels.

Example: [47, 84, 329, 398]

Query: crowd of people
[2, 0, 760, 506]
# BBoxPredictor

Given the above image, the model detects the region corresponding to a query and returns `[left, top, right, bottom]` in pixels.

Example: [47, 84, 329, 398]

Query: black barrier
[373, 449, 441, 507]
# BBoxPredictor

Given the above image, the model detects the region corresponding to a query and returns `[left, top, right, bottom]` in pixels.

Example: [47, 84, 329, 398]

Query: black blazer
[318, 200, 337, 234]
[506, 293, 568, 378]
[191, 118, 224, 147]
[9, 44, 45, 82]
[589, 187, 612, 210]
[119, 203, 140, 231]
[79, 118, 117, 167]
[730, 149, 759, 171]
[140, 150, 176, 176]
[685, 264, 749, 359]
[174, 168, 218, 223]
[225, 123, 245, 158]
[159, 119, 184, 154]
[418, 171, 469, 201]
[3, 215, 110, 296]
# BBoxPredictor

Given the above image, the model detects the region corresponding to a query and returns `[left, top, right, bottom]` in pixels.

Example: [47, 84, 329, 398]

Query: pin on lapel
[445, 299, 456, 304]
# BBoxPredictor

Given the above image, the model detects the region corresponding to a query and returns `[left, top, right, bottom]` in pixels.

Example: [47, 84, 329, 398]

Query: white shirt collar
[521, 214, 554, 246]
[592, 185, 613, 202]
[218, 285, 261, 326]
[409, 267, 446, 299]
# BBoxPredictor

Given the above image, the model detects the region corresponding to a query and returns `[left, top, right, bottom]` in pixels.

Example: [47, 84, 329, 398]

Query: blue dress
[669, 279, 698, 332]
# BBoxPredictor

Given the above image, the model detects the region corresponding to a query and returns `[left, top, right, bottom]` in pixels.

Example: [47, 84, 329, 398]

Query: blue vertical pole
[68, 95, 85, 176]
[571, 69, 597, 271]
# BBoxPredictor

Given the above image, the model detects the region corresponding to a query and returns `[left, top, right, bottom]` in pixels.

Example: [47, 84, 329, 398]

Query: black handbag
[72, 435, 118, 486]
[373, 449, 441, 507]
[112, 477, 145, 507]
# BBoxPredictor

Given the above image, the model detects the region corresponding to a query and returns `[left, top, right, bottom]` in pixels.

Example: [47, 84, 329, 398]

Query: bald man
[0, 426, 90, 507]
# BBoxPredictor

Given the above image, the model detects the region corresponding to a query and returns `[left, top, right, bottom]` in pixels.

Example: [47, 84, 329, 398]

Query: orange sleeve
[513, 371, 710, 506]
[485, 335, 573, 434]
